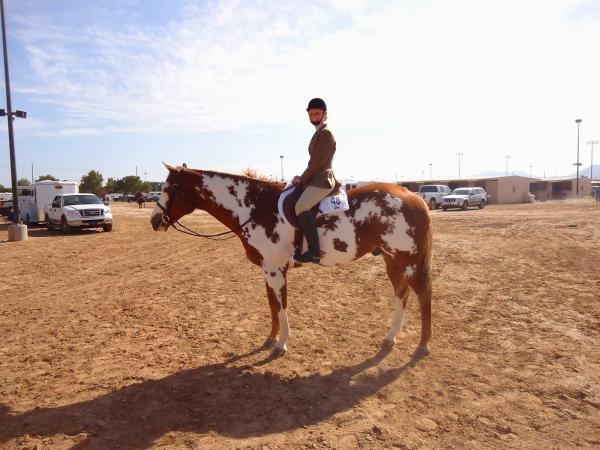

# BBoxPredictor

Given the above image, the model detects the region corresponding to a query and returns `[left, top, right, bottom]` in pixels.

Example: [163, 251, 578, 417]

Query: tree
[120, 175, 146, 194]
[36, 174, 58, 182]
[0, 183, 7, 192]
[104, 177, 123, 193]
[17, 178, 30, 186]
[79, 170, 103, 196]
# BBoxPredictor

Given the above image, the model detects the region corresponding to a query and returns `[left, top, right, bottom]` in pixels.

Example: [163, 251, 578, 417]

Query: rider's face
[307, 109, 324, 123]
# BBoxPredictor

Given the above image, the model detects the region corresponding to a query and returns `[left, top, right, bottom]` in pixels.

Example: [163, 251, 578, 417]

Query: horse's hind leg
[406, 258, 432, 358]
[382, 255, 410, 347]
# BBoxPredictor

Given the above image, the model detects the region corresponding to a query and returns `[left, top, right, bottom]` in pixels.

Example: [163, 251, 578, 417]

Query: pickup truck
[45, 193, 113, 232]
[418, 185, 451, 210]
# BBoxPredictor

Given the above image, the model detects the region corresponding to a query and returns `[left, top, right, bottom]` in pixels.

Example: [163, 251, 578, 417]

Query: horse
[150, 164, 433, 358]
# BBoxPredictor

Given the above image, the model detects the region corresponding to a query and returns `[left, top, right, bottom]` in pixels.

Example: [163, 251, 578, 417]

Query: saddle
[277, 181, 349, 229]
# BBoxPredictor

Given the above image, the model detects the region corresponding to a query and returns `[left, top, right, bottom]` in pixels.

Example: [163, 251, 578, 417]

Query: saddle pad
[278, 183, 350, 228]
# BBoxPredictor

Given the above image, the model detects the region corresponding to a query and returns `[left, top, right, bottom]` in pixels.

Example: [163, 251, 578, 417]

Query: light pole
[587, 140, 599, 181]
[503, 155, 511, 175]
[529, 165, 532, 177]
[0, 0, 27, 240]
[575, 119, 582, 196]
[279, 155, 284, 182]
[429, 162, 432, 179]
[456, 152, 464, 179]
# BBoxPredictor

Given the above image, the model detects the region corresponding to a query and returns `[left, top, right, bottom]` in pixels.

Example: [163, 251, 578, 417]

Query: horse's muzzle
[150, 213, 169, 231]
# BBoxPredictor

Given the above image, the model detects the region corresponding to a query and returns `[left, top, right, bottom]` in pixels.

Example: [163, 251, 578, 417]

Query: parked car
[146, 193, 160, 202]
[442, 187, 487, 210]
[0, 192, 13, 215]
[418, 185, 451, 210]
[45, 193, 113, 232]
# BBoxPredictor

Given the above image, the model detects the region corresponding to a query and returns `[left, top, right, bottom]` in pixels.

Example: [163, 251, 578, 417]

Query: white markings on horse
[150, 182, 170, 231]
[380, 194, 417, 255]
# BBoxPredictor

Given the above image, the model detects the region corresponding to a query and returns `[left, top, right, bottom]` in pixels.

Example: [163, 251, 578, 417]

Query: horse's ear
[163, 162, 176, 172]
[182, 162, 187, 169]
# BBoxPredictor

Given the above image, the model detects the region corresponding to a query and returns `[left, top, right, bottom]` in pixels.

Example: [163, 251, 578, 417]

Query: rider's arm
[299, 130, 334, 185]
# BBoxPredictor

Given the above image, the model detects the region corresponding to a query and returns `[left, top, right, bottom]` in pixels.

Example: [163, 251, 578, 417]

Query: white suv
[418, 185, 451, 210]
[441, 187, 487, 211]
[46, 193, 113, 232]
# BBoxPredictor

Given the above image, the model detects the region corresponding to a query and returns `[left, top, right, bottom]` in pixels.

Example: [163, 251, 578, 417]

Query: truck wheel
[479, 200, 485, 209]
[461, 201, 468, 210]
[26, 214, 31, 225]
[428, 199, 436, 210]
[442, 205, 448, 211]
[61, 216, 72, 234]
[103, 223, 113, 232]
[46, 218, 53, 231]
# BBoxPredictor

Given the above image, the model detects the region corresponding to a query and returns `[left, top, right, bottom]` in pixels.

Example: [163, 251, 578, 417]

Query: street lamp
[503, 155, 511, 175]
[280, 155, 284, 182]
[429, 162, 432, 179]
[456, 152, 464, 179]
[587, 140, 599, 181]
[575, 119, 582, 196]
[529, 165, 533, 177]
[1, 0, 28, 240]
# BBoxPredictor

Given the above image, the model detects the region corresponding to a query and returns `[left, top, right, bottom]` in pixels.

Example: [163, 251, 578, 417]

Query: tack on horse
[150, 164, 433, 357]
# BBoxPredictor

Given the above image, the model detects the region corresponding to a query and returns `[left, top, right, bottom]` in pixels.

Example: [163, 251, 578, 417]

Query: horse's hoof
[262, 337, 277, 348]
[271, 346, 287, 358]
[413, 345, 430, 359]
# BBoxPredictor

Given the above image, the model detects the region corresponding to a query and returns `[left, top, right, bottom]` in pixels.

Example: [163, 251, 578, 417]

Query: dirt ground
[0, 198, 599, 449]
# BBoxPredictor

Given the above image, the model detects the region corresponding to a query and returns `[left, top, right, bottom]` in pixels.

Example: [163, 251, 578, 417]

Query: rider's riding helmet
[306, 98, 327, 111]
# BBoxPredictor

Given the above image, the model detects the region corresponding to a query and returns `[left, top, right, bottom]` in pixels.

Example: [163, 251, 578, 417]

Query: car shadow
[0, 346, 424, 449]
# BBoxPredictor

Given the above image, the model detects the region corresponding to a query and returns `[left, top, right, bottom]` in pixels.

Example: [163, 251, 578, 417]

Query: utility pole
[429, 162, 432, 179]
[529, 165, 532, 178]
[587, 140, 599, 181]
[144, 171, 147, 182]
[31, 162, 33, 183]
[575, 119, 582, 196]
[456, 152, 464, 179]
[503, 155, 511, 175]
[1, 0, 28, 240]
[136, 166, 138, 177]
[280, 155, 284, 182]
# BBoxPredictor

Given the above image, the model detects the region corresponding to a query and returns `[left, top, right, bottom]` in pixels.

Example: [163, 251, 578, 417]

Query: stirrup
[293, 250, 320, 264]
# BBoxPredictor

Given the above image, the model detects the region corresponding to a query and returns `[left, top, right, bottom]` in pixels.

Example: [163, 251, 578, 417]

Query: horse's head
[150, 163, 197, 231]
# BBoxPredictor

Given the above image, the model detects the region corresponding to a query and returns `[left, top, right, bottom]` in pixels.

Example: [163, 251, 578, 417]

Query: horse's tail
[414, 208, 433, 350]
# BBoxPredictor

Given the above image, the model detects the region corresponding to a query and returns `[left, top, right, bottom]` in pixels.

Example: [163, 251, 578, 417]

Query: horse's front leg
[262, 263, 289, 357]
[262, 280, 279, 348]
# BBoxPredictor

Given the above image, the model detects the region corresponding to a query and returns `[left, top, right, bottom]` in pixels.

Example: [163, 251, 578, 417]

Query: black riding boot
[293, 211, 320, 264]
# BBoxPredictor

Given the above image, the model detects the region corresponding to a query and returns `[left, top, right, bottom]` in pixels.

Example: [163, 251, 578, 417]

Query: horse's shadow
[0, 346, 422, 449]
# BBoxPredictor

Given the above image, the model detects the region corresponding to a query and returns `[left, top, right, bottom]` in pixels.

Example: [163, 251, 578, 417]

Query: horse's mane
[180, 166, 285, 191]
[241, 168, 270, 181]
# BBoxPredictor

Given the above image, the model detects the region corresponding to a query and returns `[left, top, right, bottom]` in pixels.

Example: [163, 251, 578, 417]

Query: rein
[157, 180, 296, 241]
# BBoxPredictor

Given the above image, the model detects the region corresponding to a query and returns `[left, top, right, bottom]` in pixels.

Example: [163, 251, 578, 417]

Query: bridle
[155, 175, 297, 241]
[155, 179, 252, 240]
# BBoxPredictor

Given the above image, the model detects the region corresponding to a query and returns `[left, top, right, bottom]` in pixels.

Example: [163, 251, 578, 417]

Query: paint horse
[150, 165, 433, 357]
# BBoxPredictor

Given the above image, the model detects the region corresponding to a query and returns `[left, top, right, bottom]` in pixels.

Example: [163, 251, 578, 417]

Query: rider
[292, 98, 338, 264]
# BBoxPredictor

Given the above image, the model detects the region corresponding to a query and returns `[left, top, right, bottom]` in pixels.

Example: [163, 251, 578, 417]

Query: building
[529, 176, 592, 201]
[345, 175, 592, 204]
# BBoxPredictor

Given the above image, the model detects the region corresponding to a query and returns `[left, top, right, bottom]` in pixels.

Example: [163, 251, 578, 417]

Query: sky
[0, 0, 599, 186]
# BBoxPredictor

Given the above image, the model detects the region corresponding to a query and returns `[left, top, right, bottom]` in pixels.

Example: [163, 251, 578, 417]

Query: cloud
[6, 0, 600, 179]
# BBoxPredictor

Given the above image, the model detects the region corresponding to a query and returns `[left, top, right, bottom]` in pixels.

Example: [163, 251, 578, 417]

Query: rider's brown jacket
[300, 123, 337, 189]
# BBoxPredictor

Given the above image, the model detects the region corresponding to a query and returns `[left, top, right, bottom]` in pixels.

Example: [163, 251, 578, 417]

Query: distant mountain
[567, 165, 600, 179]
[471, 170, 530, 178]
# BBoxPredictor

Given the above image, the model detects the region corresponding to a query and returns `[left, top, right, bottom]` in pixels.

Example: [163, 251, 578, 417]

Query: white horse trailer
[19, 181, 79, 224]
